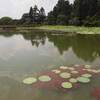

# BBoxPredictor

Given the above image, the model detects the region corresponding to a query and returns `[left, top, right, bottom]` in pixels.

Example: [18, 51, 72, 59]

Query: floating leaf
[77, 77, 90, 83]
[60, 72, 71, 78]
[61, 82, 72, 88]
[39, 75, 51, 82]
[91, 70, 99, 73]
[23, 77, 37, 85]
[75, 65, 80, 67]
[85, 65, 91, 69]
[60, 66, 68, 69]
[52, 70, 60, 74]
[69, 78, 77, 83]
[68, 67, 75, 70]
[82, 74, 92, 78]
[71, 71, 79, 74]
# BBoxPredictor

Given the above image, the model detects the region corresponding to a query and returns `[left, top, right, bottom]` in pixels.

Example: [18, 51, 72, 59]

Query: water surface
[0, 31, 100, 100]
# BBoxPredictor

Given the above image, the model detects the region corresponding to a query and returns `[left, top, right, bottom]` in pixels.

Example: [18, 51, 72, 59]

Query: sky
[0, 0, 74, 19]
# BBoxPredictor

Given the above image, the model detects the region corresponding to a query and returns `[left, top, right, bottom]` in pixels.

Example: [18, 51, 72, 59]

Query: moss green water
[0, 31, 100, 100]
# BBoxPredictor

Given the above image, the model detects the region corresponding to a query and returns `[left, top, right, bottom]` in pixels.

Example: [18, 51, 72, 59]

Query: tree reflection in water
[0, 31, 100, 62]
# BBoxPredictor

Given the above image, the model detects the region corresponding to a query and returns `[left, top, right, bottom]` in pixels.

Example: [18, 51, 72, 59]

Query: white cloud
[0, 0, 74, 19]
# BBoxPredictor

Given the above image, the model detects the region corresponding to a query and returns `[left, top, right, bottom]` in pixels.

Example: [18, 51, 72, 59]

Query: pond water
[0, 30, 100, 100]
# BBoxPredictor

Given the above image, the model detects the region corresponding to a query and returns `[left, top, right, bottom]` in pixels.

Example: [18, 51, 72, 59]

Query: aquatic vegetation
[69, 78, 77, 83]
[52, 70, 61, 74]
[60, 66, 68, 69]
[91, 87, 100, 100]
[61, 82, 72, 89]
[77, 77, 90, 83]
[71, 71, 79, 74]
[81, 74, 92, 78]
[59, 72, 71, 78]
[22, 64, 100, 91]
[23, 77, 37, 85]
[85, 65, 91, 69]
[38, 75, 52, 82]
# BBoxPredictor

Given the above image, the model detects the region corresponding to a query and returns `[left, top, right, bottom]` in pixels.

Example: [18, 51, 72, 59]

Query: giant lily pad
[85, 65, 91, 69]
[71, 71, 79, 74]
[39, 75, 51, 82]
[52, 70, 60, 74]
[77, 77, 90, 83]
[82, 74, 92, 78]
[75, 65, 80, 67]
[60, 66, 68, 69]
[23, 77, 37, 85]
[60, 72, 71, 78]
[68, 67, 75, 70]
[91, 70, 99, 73]
[61, 82, 72, 88]
[69, 78, 77, 83]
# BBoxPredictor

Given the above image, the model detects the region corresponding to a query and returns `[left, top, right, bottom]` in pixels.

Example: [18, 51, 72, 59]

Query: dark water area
[0, 30, 100, 100]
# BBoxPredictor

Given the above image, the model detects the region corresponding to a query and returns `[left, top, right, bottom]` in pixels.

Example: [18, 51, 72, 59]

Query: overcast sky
[0, 0, 74, 19]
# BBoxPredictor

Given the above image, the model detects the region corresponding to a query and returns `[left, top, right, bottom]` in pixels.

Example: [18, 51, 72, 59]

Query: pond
[0, 30, 100, 100]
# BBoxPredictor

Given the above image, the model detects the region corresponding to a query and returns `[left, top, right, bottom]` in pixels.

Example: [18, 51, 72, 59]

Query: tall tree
[39, 7, 46, 23]
[29, 7, 33, 22]
[47, 0, 71, 25]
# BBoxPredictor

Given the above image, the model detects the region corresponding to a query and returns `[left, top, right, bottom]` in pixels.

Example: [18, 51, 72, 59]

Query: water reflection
[0, 31, 100, 62]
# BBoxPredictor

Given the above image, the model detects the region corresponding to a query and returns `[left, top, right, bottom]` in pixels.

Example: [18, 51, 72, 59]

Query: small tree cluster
[21, 5, 46, 24]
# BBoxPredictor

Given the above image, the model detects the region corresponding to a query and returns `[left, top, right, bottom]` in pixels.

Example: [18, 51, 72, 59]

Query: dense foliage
[0, 0, 100, 26]
[47, 0, 100, 26]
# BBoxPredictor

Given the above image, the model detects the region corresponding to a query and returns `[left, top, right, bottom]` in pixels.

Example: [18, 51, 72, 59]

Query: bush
[0, 17, 12, 25]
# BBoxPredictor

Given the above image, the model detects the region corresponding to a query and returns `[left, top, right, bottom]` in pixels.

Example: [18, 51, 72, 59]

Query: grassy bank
[17, 25, 100, 34]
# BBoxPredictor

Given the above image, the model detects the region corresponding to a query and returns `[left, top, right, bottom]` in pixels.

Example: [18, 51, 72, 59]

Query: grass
[17, 25, 100, 34]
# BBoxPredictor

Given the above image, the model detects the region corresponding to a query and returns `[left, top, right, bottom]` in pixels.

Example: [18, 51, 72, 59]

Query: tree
[47, 0, 71, 25]
[29, 7, 33, 22]
[57, 14, 68, 25]
[39, 7, 46, 23]
[47, 11, 56, 25]
[0, 17, 12, 25]
[73, 0, 98, 25]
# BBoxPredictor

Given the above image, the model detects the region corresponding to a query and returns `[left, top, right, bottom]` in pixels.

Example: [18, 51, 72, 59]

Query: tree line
[0, 0, 100, 26]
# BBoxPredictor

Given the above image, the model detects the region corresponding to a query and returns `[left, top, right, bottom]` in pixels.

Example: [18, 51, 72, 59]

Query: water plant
[59, 72, 71, 78]
[77, 77, 90, 83]
[23, 77, 37, 85]
[61, 82, 72, 89]
[22, 64, 100, 91]
[38, 75, 52, 82]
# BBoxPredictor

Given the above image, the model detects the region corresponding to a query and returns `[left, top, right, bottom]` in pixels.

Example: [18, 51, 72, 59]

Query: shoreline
[0, 25, 100, 34]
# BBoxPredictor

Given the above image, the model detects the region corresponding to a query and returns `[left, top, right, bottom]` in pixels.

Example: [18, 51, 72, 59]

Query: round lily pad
[91, 70, 99, 73]
[52, 70, 60, 74]
[23, 77, 37, 85]
[77, 77, 90, 83]
[75, 65, 80, 67]
[60, 72, 71, 78]
[60, 66, 68, 69]
[85, 65, 91, 69]
[39, 75, 51, 82]
[69, 78, 77, 83]
[82, 74, 92, 78]
[86, 69, 93, 71]
[68, 67, 75, 70]
[71, 71, 79, 74]
[61, 82, 72, 88]
[98, 69, 100, 73]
